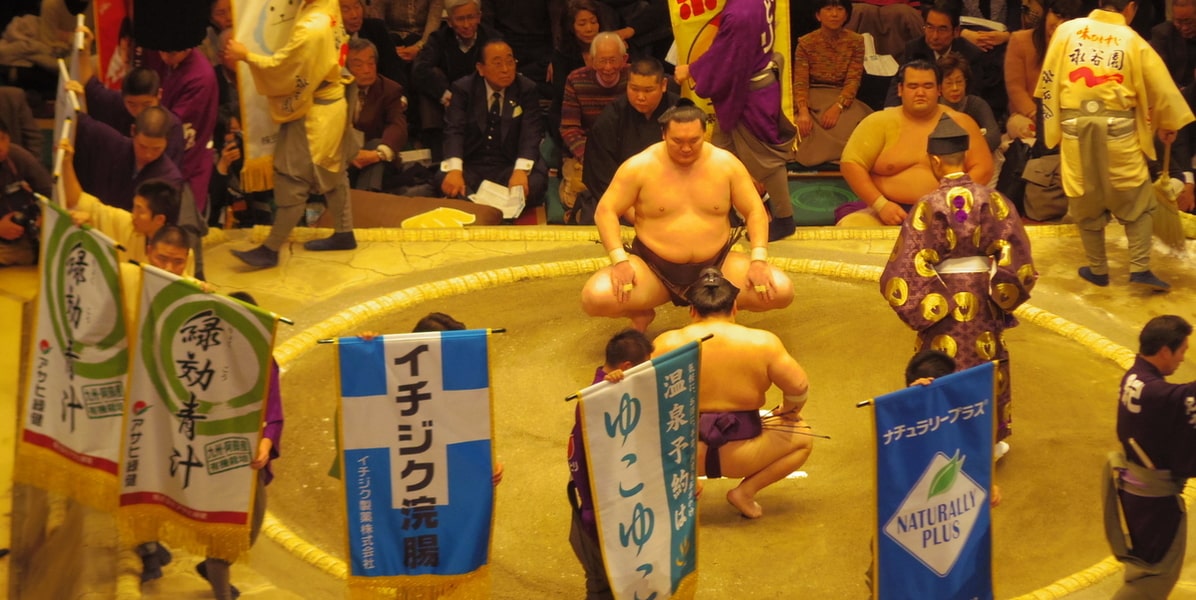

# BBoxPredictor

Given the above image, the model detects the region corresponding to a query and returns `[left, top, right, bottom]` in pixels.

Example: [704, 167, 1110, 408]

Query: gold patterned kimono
[880, 173, 1037, 441]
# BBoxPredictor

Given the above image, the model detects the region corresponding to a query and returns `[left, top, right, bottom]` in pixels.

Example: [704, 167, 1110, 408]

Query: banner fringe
[240, 155, 274, 193]
[14, 442, 117, 511]
[118, 505, 251, 562]
[346, 565, 490, 599]
[672, 570, 699, 600]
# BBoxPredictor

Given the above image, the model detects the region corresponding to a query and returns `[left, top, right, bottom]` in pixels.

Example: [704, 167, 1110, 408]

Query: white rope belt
[936, 256, 992, 274]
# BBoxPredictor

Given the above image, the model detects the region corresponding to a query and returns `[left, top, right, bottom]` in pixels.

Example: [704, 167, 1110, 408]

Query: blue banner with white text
[337, 329, 494, 596]
[872, 362, 995, 600]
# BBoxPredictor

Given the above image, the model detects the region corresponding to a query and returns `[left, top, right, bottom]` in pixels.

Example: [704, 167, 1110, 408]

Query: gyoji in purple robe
[687, 0, 787, 145]
[880, 173, 1037, 441]
[686, 0, 796, 236]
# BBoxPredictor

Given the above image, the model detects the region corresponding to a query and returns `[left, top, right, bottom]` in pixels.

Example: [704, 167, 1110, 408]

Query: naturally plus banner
[884, 450, 986, 575]
[872, 363, 995, 599]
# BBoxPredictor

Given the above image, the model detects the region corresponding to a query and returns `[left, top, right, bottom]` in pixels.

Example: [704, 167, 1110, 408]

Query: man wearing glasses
[439, 40, 546, 212]
[1150, 0, 1196, 88]
[1150, 0, 1196, 212]
[885, 0, 992, 107]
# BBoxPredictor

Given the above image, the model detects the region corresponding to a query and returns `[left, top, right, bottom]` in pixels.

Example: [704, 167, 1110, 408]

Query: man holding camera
[0, 121, 52, 267]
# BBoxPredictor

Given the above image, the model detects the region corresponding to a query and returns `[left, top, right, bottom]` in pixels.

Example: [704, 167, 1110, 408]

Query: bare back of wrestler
[653, 271, 812, 519]
[581, 107, 793, 331]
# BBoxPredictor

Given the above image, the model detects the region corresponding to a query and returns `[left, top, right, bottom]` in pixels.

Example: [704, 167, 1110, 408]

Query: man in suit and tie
[346, 38, 409, 192]
[439, 39, 546, 210]
[413, 0, 503, 161]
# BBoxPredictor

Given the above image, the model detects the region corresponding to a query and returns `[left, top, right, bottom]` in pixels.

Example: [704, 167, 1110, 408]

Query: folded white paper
[862, 33, 899, 77]
[960, 16, 1007, 32]
[470, 179, 526, 219]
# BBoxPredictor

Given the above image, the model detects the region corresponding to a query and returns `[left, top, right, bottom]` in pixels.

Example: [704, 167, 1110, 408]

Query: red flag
[94, 0, 132, 89]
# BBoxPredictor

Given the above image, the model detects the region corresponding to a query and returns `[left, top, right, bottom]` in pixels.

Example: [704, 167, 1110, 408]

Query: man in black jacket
[412, 0, 502, 160]
[884, 1, 1001, 110]
[438, 40, 546, 210]
[583, 58, 678, 205]
[1150, 0, 1196, 88]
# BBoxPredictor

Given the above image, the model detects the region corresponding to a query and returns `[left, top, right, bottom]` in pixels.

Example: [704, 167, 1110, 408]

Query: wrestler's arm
[840, 114, 880, 195]
[767, 336, 809, 418]
[841, 116, 908, 225]
[725, 153, 776, 293]
[727, 154, 769, 247]
[840, 161, 882, 210]
[842, 161, 907, 225]
[595, 157, 643, 299]
[594, 158, 641, 253]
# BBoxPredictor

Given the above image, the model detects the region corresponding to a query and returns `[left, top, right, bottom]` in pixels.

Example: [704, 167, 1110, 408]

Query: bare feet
[630, 309, 656, 332]
[727, 487, 762, 519]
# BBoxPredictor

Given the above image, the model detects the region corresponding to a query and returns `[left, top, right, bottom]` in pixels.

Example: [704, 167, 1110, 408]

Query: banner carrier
[564, 333, 714, 402]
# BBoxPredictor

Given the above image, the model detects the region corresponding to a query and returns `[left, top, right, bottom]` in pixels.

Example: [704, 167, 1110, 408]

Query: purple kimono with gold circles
[880, 173, 1037, 441]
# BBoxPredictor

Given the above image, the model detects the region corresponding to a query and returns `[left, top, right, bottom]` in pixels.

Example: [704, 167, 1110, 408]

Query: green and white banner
[17, 200, 127, 510]
[118, 265, 278, 561]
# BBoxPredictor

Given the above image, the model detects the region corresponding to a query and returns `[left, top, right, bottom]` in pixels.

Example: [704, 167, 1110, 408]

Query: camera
[228, 131, 245, 175]
[3, 182, 41, 240]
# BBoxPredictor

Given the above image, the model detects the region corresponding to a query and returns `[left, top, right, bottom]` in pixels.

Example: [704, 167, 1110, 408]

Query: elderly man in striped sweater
[558, 32, 629, 210]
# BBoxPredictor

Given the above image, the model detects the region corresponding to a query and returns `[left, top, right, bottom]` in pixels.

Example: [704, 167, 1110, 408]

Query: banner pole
[317, 328, 506, 344]
[57, 60, 81, 112]
[564, 333, 715, 402]
[74, 14, 85, 51]
[51, 118, 73, 201]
